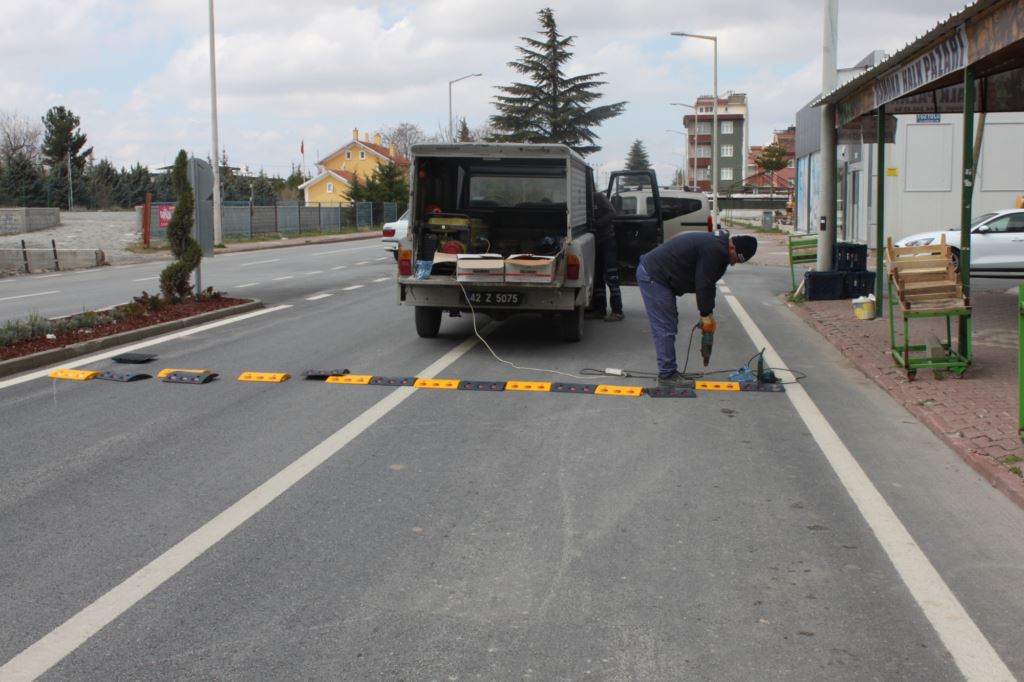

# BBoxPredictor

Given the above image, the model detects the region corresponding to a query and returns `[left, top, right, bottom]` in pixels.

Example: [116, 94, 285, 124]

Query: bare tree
[381, 122, 428, 160]
[0, 110, 43, 164]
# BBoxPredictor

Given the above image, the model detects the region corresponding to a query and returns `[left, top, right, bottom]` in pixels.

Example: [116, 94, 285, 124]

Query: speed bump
[162, 371, 218, 384]
[48, 369, 99, 381]
[371, 376, 418, 387]
[327, 374, 373, 385]
[458, 380, 506, 391]
[97, 370, 151, 382]
[740, 382, 785, 393]
[695, 380, 741, 392]
[239, 372, 291, 383]
[413, 378, 460, 390]
[595, 385, 644, 397]
[303, 369, 350, 380]
[505, 381, 552, 392]
[158, 368, 211, 379]
[551, 382, 597, 394]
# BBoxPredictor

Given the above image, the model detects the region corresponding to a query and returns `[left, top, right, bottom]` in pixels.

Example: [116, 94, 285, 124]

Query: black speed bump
[112, 353, 158, 364]
[551, 382, 597, 394]
[303, 369, 350, 380]
[98, 369, 152, 382]
[740, 382, 786, 393]
[458, 380, 506, 391]
[647, 386, 697, 398]
[371, 376, 418, 387]
[162, 371, 218, 384]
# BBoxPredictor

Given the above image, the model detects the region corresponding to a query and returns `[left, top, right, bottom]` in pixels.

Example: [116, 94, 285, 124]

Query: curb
[214, 230, 381, 255]
[0, 300, 264, 379]
[783, 295, 1024, 511]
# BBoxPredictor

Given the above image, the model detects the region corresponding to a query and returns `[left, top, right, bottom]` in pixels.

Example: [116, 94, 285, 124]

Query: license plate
[463, 290, 522, 306]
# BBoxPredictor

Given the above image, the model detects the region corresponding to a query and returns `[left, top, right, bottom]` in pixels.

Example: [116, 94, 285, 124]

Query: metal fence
[145, 201, 405, 242]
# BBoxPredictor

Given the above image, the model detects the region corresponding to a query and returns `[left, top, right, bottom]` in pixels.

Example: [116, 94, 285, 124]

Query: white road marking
[238, 259, 279, 267]
[132, 277, 159, 282]
[723, 289, 1013, 682]
[372, 277, 390, 283]
[235, 283, 259, 289]
[375, 257, 388, 261]
[30, 274, 61, 280]
[342, 285, 363, 291]
[331, 266, 347, 271]
[272, 276, 294, 281]
[301, 270, 323, 276]
[0, 305, 291, 391]
[354, 261, 369, 265]
[0, 323, 495, 680]
[0, 290, 59, 303]
[309, 244, 380, 255]
[305, 293, 332, 301]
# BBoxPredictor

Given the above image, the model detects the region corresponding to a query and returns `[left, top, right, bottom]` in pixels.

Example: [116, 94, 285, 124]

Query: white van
[612, 188, 710, 241]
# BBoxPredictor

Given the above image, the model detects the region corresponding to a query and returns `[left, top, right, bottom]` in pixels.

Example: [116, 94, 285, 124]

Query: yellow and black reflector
[647, 386, 698, 398]
[158, 368, 211, 379]
[326, 374, 373, 385]
[302, 368, 350, 380]
[413, 378, 460, 390]
[162, 371, 218, 384]
[97, 370, 152, 382]
[551, 382, 598, 394]
[48, 369, 99, 381]
[238, 372, 291, 383]
[458, 380, 506, 391]
[695, 381, 741, 392]
[371, 376, 418, 387]
[505, 381, 552, 392]
[595, 385, 644, 397]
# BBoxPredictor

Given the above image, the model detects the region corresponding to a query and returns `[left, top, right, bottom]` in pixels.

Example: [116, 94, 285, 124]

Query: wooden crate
[885, 234, 968, 313]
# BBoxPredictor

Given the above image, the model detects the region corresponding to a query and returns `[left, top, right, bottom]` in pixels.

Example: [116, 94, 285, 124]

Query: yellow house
[299, 128, 410, 204]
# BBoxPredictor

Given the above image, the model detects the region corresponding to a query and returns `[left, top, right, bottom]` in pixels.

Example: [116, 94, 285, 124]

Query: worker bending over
[637, 230, 758, 387]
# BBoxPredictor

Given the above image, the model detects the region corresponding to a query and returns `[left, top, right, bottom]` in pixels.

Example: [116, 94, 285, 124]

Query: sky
[1, 0, 975, 185]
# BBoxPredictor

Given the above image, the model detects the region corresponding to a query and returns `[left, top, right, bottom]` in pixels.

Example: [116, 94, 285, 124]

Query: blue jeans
[637, 261, 679, 377]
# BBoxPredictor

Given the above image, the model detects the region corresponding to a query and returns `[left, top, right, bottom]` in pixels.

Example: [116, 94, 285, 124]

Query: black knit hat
[732, 235, 758, 263]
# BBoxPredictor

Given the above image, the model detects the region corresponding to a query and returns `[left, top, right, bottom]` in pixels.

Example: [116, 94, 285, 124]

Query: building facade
[682, 92, 748, 193]
[300, 128, 410, 204]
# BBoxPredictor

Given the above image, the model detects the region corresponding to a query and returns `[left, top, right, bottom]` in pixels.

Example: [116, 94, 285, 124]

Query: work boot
[656, 370, 693, 389]
[604, 311, 624, 322]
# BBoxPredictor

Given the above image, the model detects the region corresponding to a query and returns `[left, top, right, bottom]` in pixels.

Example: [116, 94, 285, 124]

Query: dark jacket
[593, 191, 616, 244]
[639, 231, 730, 315]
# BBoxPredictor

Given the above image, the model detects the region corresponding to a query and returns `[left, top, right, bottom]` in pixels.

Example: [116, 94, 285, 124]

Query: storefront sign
[873, 25, 968, 109]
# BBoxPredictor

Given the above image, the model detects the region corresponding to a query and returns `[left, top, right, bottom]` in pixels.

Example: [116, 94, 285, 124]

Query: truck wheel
[559, 305, 584, 342]
[415, 307, 442, 338]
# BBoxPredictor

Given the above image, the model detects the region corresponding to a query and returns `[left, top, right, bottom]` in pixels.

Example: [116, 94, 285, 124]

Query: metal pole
[712, 38, 718, 229]
[959, 66, 976, 357]
[876, 105, 886, 318]
[816, 0, 838, 271]
[447, 73, 481, 142]
[66, 153, 73, 210]
[208, 0, 223, 246]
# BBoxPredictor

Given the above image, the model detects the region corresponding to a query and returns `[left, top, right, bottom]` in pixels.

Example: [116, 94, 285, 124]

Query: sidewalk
[743, 227, 1024, 508]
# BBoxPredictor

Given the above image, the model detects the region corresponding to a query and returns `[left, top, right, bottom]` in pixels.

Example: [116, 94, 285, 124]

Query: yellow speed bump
[327, 374, 374, 385]
[48, 368, 99, 381]
[595, 385, 644, 397]
[505, 381, 552, 392]
[238, 372, 291, 383]
[158, 368, 211, 379]
[414, 378, 460, 390]
[695, 380, 741, 392]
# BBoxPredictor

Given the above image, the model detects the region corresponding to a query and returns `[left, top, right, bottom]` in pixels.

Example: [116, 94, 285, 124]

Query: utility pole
[208, 0, 223, 246]
[816, 0, 838, 271]
[66, 152, 73, 210]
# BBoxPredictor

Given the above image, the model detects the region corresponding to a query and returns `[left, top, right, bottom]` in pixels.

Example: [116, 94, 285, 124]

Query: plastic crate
[804, 271, 846, 300]
[845, 270, 876, 298]
[834, 242, 868, 271]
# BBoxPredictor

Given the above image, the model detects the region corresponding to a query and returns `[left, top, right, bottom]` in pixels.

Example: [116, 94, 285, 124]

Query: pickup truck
[395, 143, 661, 341]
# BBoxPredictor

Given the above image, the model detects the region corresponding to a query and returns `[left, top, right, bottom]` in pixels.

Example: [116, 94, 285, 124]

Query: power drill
[699, 315, 715, 367]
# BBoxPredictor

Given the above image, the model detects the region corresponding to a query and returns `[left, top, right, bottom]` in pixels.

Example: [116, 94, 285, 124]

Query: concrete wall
[0, 208, 60, 235]
[0, 247, 104, 275]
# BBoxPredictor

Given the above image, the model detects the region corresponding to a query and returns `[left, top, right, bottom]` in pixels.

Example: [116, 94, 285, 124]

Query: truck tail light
[398, 249, 412, 276]
[566, 254, 580, 280]
[707, 215, 714, 232]
[383, 227, 396, 238]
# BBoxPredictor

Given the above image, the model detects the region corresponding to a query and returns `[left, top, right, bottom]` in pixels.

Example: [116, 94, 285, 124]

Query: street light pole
[665, 129, 688, 187]
[671, 102, 697, 189]
[672, 32, 718, 228]
[448, 73, 482, 142]
[208, 0, 223, 246]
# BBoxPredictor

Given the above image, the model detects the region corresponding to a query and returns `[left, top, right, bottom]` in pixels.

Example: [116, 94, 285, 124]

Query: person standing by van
[586, 191, 624, 321]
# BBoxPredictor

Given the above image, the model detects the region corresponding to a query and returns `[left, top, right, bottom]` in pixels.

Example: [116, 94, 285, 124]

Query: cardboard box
[504, 254, 557, 285]
[456, 254, 504, 283]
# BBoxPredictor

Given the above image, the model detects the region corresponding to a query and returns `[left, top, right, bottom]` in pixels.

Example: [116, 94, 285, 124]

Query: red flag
[300, 140, 304, 155]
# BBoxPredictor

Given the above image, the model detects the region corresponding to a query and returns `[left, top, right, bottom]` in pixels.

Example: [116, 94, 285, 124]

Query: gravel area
[0, 210, 155, 265]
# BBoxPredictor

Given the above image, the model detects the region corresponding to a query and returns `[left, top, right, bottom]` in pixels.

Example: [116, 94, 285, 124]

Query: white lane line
[372, 277, 391, 283]
[132, 277, 159, 283]
[301, 270, 323, 276]
[235, 283, 259, 289]
[309, 244, 380, 255]
[0, 323, 495, 681]
[305, 293, 332, 301]
[331, 266, 347, 271]
[723, 290, 1013, 682]
[354, 261, 369, 266]
[30, 274, 61, 280]
[0, 305, 291, 391]
[238, 259, 279, 267]
[0, 290, 59, 303]
[341, 285, 363, 291]
[272, 276, 294, 281]
[375, 257, 388, 261]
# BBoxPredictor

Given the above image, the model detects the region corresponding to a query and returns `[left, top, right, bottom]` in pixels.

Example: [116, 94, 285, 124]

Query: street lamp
[448, 73, 482, 141]
[671, 32, 718, 228]
[665, 130, 689, 188]
[208, 0, 222, 246]
[670, 103, 697, 189]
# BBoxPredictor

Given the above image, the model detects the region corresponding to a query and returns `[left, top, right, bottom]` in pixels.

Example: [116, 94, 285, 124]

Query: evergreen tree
[116, 163, 153, 207]
[625, 140, 651, 170]
[457, 118, 472, 142]
[159, 150, 202, 302]
[755, 142, 789, 189]
[40, 106, 92, 209]
[488, 8, 626, 155]
[0, 151, 45, 206]
[85, 158, 119, 209]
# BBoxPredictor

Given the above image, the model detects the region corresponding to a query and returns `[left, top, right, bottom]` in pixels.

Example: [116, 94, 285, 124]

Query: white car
[895, 208, 1024, 275]
[381, 209, 409, 259]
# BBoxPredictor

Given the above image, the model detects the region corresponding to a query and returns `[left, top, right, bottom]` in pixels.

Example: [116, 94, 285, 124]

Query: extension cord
[604, 368, 625, 376]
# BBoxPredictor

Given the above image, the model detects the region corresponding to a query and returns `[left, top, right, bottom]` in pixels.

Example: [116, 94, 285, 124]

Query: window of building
[359, 151, 366, 160]
[721, 168, 733, 181]
[697, 145, 711, 158]
[721, 121, 733, 134]
[345, 151, 352, 160]
[327, 182, 334, 193]
[698, 167, 710, 181]
[696, 122, 712, 135]
[721, 144, 734, 158]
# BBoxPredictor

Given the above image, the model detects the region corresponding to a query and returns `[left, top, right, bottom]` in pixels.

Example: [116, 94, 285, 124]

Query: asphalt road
[1, 256, 1022, 680]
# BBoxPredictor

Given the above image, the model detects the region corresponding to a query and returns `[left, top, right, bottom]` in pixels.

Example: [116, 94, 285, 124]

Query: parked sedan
[895, 208, 1024, 275]
[381, 209, 409, 259]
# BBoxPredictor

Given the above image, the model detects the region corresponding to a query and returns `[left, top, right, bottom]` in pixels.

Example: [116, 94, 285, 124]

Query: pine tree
[40, 106, 92, 209]
[159, 150, 202, 302]
[488, 8, 626, 155]
[625, 140, 651, 170]
[755, 142, 789, 189]
[458, 118, 472, 142]
[0, 151, 45, 206]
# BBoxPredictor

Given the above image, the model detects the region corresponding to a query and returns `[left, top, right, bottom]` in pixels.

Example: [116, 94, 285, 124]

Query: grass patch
[1001, 454, 1022, 466]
